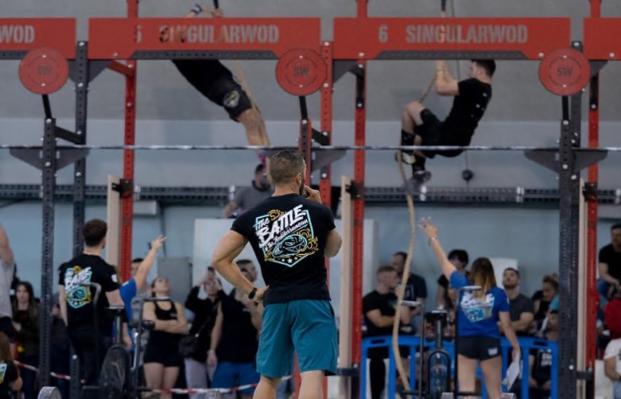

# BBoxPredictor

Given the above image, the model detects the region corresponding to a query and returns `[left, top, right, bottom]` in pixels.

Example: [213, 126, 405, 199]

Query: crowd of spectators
[0, 198, 618, 399]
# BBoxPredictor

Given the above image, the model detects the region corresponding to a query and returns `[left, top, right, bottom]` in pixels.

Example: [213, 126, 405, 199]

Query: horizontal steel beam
[0, 184, 619, 206]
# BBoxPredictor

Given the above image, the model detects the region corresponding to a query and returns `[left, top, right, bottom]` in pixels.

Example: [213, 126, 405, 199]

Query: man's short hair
[377, 265, 397, 275]
[542, 275, 559, 291]
[503, 267, 520, 277]
[611, 223, 621, 231]
[268, 150, 305, 185]
[472, 59, 496, 77]
[131, 258, 144, 264]
[83, 219, 107, 247]
[448, 249, 469, 265]
[255, 163, 266, 175]
[393, 251, 407, 260]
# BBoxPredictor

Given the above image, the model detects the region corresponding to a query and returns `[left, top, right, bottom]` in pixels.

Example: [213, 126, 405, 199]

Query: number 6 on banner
[378, 25, 388, 43]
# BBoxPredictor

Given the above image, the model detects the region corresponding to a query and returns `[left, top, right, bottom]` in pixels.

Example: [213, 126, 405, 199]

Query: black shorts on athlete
[457, 336, 501, 361]
[143, 342, 182, 368]
[416, 109, 464, 158]
[172, 59, 253, 120]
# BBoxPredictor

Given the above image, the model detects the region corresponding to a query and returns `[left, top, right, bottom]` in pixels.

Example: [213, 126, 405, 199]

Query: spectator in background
[223, 164, 272, 218]
[51, 295, 70, 399]
[502, 267, 535, 336]
[208, 260, 262, 399]
[184, 267, 225, 399]
[532, 275, 559, 332]
[11, 281, 38, 399]
[528, 310, 558, 399]
[58, 219, 125, 385]
[120, 236, 166, 322]
[598, 224, 621, 302]
[436, 249, 469, 310]
[363, 265, 412, 399]
[0, 331, 22, 399]
[0, 226, 16, 356]
[143, 277, 188, 399]
[392, 251, 427, 320]
[604, 291, 621, 399]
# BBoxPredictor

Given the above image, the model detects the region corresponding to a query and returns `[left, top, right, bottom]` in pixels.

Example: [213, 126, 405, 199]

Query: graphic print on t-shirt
[460, 291, 495, 322]
[64, 266, 93, 309]
[0, 363, 6, 384]
[254, 204, 318, 267]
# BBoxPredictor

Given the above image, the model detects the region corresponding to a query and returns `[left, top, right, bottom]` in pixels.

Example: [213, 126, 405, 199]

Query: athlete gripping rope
[212, 150, 342, 399]
[168, 5, 271, 159]
[400, 59, 495, 182]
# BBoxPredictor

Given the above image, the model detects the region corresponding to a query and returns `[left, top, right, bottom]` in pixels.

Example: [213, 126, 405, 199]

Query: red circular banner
[539, 48, 590, 96]
[276, 49, 327, 96]
[19, 48, 69, 95]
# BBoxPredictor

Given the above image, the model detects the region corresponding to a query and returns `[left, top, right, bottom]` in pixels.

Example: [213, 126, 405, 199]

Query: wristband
[248, 287, 258, 300]
[190, 4, 203, 15]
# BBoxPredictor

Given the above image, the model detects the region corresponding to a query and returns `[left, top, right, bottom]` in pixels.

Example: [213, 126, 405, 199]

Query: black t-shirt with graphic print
[58, 254, 119, 335]
[231, 193, 336, 305]
[441, 78, 492, 144]
[0, 361, 18, 399]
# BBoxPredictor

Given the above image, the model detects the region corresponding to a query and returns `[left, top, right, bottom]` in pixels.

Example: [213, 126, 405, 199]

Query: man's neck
[83, 246, 101, 256]
[272, 183, 299, 197]
[613, 243, 621, 252]
[376, 284, 391, 295]
[505, 287, 520, 300]
[475, 75, 492, 84]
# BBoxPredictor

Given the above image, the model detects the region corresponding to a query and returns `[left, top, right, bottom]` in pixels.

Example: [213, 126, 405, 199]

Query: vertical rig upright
[38, 117, 58, 387]
[350, 0, 368, 385]
[120, 0, 139, 280]
[72, 41, 90, 256]
[585, 0, 602, 379]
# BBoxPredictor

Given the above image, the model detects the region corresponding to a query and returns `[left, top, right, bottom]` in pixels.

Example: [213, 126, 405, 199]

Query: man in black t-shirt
[598, 223, 621, 300]
[212, 150, 342, 399]
[391, 251, 427, 319]
[436, 249, 469, 310]
[502, 267, 535, 336]
[363, 266, 412, 399]
[58, 219, 124, 385]
[399, 59, 495, 181]
[208, 260, 261, 398]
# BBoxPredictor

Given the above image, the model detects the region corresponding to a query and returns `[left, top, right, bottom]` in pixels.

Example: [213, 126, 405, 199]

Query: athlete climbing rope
[399, 58, 495, 183]
[168, 3, 271, 161]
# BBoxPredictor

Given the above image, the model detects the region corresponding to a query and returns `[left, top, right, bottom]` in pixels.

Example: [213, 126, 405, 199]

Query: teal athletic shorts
[256, 299, 337, 378]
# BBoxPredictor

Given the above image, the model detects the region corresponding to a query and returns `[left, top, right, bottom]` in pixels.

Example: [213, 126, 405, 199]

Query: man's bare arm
[599, 263, 620, 286]
[212, 231, 255, 296]
[325, 229, 342, 258]
[223, 201, 240, 218]
[0, 226, 14, 266]
[134, 236, 165, 291]
[58, 286, 68, 325]
[105, 289, 125, 308]
[434, 61, 459, 96]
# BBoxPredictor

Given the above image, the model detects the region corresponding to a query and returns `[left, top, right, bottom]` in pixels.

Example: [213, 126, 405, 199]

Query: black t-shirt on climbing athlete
[442, 78, 492, 144]
[58, 254, 119, 335]
[0, 361, 18, 399]
[231, 193, 336, 305]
